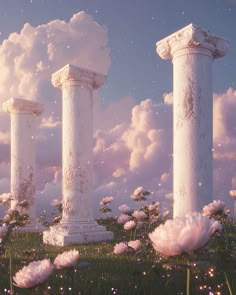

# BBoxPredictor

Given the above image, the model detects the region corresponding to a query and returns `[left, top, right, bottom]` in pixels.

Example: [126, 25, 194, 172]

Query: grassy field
[0, 218, 235, 295]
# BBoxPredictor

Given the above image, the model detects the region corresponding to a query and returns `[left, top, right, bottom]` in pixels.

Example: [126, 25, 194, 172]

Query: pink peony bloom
[133, 186, 143, 196]
[118, 204, 131, 213]
[229, 190, 236, 199]
[149, 212, 221, 256]
[114, 242, 128, 254]
[51, 198, 61, 207]
[100, 196, 114, 205]
[117, 214, 131, 224]
[148, 202, 160, 212]
[124, 220, 136, 230]
[128, 240, 142, 251]
[132, 210, 147, 220]
[53, 249, 79, 269]
[202, 200, 225, 217]
[13, 259, 53, 288]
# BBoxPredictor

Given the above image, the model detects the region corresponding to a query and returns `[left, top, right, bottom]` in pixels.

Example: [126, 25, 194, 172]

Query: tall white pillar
[43, 64, 113, 245]
[156, 24, 229, 217]
[2, 97, 44, 230]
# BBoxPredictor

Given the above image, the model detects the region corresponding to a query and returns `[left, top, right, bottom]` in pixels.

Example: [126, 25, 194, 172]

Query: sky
[0, 0, 235, 218]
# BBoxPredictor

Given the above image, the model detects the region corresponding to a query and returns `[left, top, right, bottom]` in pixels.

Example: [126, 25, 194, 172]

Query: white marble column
[2, 97, 44, 231]
[43, 64, 113, 246]
[156, 24, 229, 217]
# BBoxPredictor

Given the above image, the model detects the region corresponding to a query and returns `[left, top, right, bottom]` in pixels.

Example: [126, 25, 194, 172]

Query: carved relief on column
[156, 23, 229, 60]
[51, 64, 106, 89]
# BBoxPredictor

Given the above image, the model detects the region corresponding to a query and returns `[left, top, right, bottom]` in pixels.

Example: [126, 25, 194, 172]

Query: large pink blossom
[13, 259, 53, 288]
[114, 242, 128, 254]
[124, 220, 136, 230]
[53, 249, 79, 269]
[100, 196, 114, 205]
[149, 212, 221, 256]
[117, 214, 131, 224]
[118, 204, 131, 213]
[128, 240, 142, 251]
[132, 210, 147, 220]
[202, 200, 225, 217]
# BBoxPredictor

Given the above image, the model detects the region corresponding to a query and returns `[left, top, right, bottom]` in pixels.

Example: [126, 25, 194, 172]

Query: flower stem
[224, 272, 233, 295]
[9, 250, 14, 295]
[186, 267, 190, 295]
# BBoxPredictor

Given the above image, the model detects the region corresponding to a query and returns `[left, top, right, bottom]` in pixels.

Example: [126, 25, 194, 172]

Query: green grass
[0, 218, 236, 295]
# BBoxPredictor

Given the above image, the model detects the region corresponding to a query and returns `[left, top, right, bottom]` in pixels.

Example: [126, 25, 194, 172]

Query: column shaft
[173, 48, 213, 216]
[2, 97, 43, 230]
[62, 85, 93, 221]
[11, 112, 36, 214]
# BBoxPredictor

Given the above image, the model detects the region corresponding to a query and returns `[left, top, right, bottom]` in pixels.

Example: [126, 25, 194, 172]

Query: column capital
[156, 23, 229, 60]
[51, 64, 106, 90]
[2, 97, 43, 116]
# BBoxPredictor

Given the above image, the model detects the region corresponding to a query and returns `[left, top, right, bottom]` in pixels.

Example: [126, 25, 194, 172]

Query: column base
[16, 221, 45, 232]
[43, 219, 114, 246]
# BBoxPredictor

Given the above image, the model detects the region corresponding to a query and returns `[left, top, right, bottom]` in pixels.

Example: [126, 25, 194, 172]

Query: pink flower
[51, 198, 61, 207]
[118, 204, 130, 213]
[0, 193, 12, 203]
[229, 190, 236, 199]
[132, 210, 147, 220]
[53, 249, 79, 269]
[128, 240, 141, 251]
[202, 200, 225, 217]
[0, 223, 8, 238]
[149, 212, 221, 256]
[13, 259, 53, 288]
[131, 186, 148, 201]
[148, 202, 160, 212]
[100, 196, 114, 205]
[124, 220, 136, 230]
[114, 242, 128, 254]
[117, 214, 131, 224]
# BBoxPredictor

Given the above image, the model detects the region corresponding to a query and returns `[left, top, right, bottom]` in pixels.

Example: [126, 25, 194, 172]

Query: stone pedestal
[156, 24, 229, 217]
[2, 97, 44, 231]
[43, 64, 113, 246]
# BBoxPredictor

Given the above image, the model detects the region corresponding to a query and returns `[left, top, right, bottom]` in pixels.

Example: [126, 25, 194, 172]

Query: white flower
[100, 196, 114, 205]
[13, 259, 53, 288]
[149, 212, 221, 256]
[0, 193, 12, 203]
[0, 223, 8, 238]
[124, 220, 136, 230]
[118, 204, 130, 213]
[202, 200, 225, 217]
[53, 249, 79, 269]
[128, 240, 141, 251]
[117, 214, 131, 224]
[114, 242, 128, 254]
[132, 210, 147, 220]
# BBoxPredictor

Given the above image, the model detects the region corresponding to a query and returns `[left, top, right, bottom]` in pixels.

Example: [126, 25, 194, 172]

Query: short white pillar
[156, 24, 229, 217]
[43, 64, 113, 245]
[2, 97, 44, 231]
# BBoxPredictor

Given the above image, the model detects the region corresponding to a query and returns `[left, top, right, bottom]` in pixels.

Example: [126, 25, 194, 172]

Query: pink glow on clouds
[0, 12, 235, 218]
